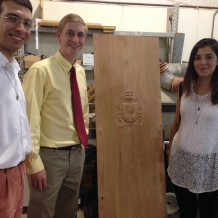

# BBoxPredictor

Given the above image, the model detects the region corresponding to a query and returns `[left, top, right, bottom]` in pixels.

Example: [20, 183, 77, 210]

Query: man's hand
[30, 169, 47, 190]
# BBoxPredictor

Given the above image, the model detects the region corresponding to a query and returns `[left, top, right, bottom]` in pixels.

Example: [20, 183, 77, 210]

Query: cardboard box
[24, 55, 41, 68]
[83, 53, 94, 66]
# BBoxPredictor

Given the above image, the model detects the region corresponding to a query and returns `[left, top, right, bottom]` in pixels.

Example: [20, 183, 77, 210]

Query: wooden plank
[38, 20, 116, 33]
[93, 34, 167, 218]
[39, 20, 102, 28]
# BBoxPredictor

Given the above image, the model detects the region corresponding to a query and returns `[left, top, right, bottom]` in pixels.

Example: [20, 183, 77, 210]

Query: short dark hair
[183, 38, 218, 104]
[0, 0, 33, 14]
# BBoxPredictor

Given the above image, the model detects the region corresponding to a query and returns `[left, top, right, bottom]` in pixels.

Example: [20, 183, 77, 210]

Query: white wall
[29, 0, 218, 62]
[37, 2, 168, 32]
[28, 0, 218, 61]
[179, 8, 218, 60]
[40, 0, 218, 8]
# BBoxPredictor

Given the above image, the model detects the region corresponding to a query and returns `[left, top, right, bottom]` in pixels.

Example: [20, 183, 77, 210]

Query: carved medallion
[116, 88, 143, 127]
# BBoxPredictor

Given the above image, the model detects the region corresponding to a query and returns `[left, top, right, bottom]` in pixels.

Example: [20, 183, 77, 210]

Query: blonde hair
[58, 13, 88, 35]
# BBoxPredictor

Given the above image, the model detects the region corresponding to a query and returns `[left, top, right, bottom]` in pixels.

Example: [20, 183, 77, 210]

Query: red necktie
[70, 66, 88, 147]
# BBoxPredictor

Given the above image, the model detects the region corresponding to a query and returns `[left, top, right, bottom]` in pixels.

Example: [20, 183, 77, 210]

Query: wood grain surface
[93, 34, 167, 218]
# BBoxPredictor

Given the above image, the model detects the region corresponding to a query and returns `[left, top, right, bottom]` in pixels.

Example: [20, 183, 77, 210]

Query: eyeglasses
[0, 15, 34, 30]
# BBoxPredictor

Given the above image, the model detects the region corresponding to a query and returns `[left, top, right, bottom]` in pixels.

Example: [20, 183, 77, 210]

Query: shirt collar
[0, 52, 20, 72]
[54, 50, 77, 74]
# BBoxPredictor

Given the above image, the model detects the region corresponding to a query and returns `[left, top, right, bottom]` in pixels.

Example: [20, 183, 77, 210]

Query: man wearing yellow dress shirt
[22, 14, 89, 218]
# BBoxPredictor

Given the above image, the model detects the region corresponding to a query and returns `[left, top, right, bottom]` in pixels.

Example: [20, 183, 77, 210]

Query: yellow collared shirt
[23, 51, 89, 174]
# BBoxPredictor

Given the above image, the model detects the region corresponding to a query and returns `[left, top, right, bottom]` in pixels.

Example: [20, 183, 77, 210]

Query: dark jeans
[174, 184, 218, 218]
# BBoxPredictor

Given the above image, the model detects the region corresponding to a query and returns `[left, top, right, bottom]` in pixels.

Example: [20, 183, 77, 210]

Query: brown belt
[0, 161, 24, 170]
[41, 144, 81, 151]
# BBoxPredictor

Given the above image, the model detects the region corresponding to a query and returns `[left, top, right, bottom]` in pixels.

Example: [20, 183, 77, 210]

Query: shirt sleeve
[22, 66, 48, 174]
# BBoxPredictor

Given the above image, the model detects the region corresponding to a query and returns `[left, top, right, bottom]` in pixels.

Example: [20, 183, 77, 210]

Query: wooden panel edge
[103, 26, 116, 33]
[40, 0, 43, 19]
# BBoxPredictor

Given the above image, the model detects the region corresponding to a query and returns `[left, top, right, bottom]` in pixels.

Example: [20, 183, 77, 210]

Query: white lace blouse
[168, 87, 218, 193]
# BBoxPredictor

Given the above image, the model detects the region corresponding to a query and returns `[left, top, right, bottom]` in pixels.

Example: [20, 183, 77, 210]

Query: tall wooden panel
[93, 34, 167, 218]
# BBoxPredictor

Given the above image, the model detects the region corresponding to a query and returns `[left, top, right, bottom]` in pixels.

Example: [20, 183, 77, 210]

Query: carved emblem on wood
[116, 88, 143, 127]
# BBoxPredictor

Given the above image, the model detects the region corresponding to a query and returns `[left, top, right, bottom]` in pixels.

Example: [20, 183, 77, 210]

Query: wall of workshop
[27, 0, 218, 140]
[33, 0, 218, 8]
[28, 0, 218, 62]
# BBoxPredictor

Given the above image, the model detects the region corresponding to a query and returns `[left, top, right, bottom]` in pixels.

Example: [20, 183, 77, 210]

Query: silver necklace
[194, 97, 207, 125]
[2, 65, 19, 100]
[196, 95, 206, 111]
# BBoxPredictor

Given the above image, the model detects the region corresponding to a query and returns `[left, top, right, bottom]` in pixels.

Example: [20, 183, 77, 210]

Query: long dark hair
[0, 0, 32, 13]
[183, 38, 218, 104]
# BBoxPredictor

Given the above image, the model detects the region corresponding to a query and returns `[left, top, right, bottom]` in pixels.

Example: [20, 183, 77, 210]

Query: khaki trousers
[0, 162, 26, 218]
[27, 146, 85, 218]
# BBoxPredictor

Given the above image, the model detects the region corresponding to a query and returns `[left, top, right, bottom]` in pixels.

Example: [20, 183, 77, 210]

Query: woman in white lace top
[168, 38, 218, 218]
